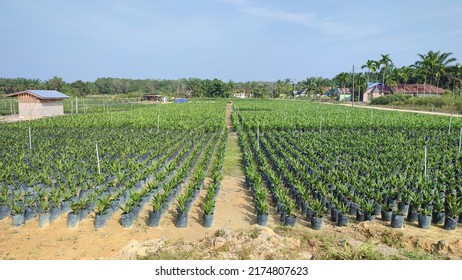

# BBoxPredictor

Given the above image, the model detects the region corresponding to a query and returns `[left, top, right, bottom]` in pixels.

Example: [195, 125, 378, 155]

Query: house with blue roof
[7, 90, 69, 119]
[362, 83, 393, 102]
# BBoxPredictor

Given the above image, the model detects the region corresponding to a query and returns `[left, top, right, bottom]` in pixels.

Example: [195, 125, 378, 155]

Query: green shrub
[370, 94, 411, 105]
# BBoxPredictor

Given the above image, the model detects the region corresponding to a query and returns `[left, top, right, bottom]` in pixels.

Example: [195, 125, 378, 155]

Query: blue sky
[1, 0, 461, 82]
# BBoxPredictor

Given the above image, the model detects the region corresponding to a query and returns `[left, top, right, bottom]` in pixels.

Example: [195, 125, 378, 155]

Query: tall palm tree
[379, 54, 392, 94]
[446, 63, 462, 95]
[370, 60, 380, 82]
[334, 72, 350, 89]
[387, 68, 400, 90]
[413, 50, 457, 88]
[397, 66, 411, 87]
[361, 60, 375, 87]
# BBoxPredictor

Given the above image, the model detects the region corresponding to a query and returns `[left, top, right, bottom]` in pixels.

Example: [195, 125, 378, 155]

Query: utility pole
[271, 82, 274, 99]
[293, 79, 296, 99]
[352, 65, 355, 106]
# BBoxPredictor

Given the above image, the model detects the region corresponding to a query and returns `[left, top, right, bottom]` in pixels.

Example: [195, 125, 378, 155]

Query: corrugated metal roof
[7, 90, 69, 99]
[324, 87, 351, 94]
[366, 83, 393, 94]
[391, 84, 445, 94]
[368, 82, 382, 89]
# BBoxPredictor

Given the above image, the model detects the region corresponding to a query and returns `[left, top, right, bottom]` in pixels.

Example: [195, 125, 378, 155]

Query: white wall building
[7, 90, 69, 119]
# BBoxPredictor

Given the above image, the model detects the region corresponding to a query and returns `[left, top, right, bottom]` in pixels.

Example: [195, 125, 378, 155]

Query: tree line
[1, 50, 461, 98]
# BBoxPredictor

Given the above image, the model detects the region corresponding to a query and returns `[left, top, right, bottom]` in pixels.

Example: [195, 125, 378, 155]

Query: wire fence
[0, 97, 148, 116]
[0, 99, 18, 115]
[63, 97, 145, 114]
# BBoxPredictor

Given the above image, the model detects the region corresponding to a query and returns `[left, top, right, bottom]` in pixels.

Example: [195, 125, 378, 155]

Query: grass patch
[138, 243, 206, 260]
[400, 249, 446, 260]
[248, 227, 262, 239]
[214, 229, 226, 237]
[222, 133, 243, 177]
[320, 241, 386, 260]
[381, 229, 405, 248]
[236, 246, 253, 260]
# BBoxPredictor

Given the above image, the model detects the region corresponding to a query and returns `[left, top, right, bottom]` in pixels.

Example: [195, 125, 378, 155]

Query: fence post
[96, 142, 101, 175]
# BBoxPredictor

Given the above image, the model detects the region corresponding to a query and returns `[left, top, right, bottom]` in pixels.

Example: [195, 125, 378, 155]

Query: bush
[370, 94, 412, 105]
[406, 96, 446, 107]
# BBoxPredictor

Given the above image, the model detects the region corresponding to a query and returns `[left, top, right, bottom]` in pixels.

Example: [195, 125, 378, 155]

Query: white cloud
[219, 0, 380, 39]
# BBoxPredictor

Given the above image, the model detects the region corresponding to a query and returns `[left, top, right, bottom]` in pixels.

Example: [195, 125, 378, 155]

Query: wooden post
[449, 114, 453, 134]
[75, 97, 78, 114]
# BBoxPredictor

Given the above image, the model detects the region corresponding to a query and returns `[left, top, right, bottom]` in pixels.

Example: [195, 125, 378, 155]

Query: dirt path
[214, 103, 255, 227]
[217, 103, 293, 228]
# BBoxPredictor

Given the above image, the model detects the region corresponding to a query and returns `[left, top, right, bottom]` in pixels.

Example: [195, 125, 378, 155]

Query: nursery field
[1, 99, 462, 260]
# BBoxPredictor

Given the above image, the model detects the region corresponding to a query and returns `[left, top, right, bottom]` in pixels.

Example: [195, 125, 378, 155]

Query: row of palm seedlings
[201, 129, 227, 228]
[8, 101, 227, 130]
[232, 99, 461, 130]
[236, 114, 307, 228]
[144, 132, 211, 228]
[79, 130, 199, 228]
[233, 99, 462, 232]
[114, 132, 210, 228]
[254, 129, 327, 229]
[174, 131, 219, 228]
[272, 129, 462, 230]
[1, 101, 228, 229]
[83, 130, 198, 228]
[0, 128, 192, 228]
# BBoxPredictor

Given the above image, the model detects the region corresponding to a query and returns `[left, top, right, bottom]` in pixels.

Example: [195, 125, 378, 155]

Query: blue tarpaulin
[174, 98, 188, 103]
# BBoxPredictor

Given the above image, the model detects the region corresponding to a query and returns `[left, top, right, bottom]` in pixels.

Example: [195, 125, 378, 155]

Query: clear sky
[1, 0, 461, 82]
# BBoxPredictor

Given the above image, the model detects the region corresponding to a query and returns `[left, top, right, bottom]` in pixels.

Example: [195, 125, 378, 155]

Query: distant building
[7, 90, 69, 119]
[294, 90, 307, 98]
[362, 83, 393, 102]
[143, 94, 167, 102]
[324, 87, 351, 101]
[390, 84, 445, 95]
[234, 92, 253, 98]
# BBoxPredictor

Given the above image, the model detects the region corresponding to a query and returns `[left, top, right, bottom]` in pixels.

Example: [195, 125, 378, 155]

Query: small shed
[7, 90, 69, 119]
[143, 94, 167, 102]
